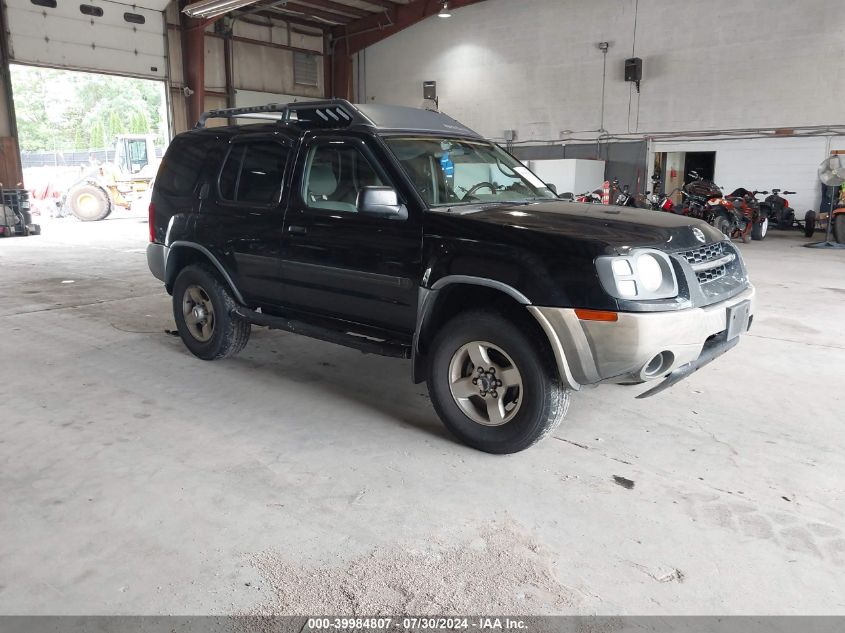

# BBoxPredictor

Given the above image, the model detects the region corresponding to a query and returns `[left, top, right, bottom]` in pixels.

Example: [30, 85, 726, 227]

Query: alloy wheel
[448, 340, 523, 426]
[182, 284, 215, 342]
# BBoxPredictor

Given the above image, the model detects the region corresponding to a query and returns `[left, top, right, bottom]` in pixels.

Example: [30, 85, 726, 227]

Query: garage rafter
[326, 0, 487, 99]
[245, 0, 404, 27]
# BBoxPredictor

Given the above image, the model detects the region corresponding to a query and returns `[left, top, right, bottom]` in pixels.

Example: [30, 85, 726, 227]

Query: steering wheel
[463, 182, 497, 200]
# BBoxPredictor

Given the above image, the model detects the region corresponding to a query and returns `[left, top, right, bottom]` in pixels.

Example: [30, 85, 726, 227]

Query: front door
[280, 133, 422, 337]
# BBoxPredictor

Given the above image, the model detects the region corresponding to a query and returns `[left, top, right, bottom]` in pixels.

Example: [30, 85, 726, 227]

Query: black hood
[443, 200, 723, 253]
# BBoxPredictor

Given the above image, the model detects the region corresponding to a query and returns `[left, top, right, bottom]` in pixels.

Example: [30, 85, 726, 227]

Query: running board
[233, 307, 411, 359]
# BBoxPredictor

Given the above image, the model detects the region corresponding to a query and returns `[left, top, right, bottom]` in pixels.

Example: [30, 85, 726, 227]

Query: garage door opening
[653, 150, 717, 204]
[9, 64, 169, 225]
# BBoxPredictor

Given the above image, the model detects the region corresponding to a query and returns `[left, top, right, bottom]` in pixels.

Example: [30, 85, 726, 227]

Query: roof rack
[195, 99, 373, 129]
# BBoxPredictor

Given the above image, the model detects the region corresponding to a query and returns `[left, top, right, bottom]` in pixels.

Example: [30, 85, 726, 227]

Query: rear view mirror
[545, 183, 557, 194]
[358, 186, 408, 220]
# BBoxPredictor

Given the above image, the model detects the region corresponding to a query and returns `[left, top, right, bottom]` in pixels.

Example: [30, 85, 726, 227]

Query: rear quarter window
[155, 135, 217, 196]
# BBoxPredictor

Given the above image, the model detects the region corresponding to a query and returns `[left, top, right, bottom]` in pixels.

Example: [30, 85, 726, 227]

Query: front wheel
[751, 217, 768, 241]
[804, 211, 816, 238]
[426, 311, 569, 454]
[834, 213, 845, 244]
[68, 184, 111, 221]
[714, 215, 733, 238]
[172, 264, 251, 360]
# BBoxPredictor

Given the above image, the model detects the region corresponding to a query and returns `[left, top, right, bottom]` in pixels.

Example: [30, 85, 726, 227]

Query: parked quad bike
[707, 188, 769, 243]
[759, 188, 816, 238]
[59, 134, 159, 222]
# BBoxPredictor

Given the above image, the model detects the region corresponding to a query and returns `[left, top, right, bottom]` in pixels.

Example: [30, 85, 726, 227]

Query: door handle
[288, 225, 307, 236]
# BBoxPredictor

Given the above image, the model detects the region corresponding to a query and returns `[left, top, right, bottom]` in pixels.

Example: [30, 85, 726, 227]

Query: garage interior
[1, 0, 845, 620]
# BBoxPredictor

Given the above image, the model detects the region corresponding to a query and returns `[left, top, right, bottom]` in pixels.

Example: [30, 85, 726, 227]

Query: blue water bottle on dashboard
[440, 151, 454, 182]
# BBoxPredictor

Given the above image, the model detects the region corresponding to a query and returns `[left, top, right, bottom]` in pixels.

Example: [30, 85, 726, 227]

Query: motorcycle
[575, 189, 603, 204]
[611, 178, 638, 207]
[708, 188, 768, 243]
[680, 171, 723, 223]
[759, 188, 816, 237]
[645, 189, 677, 211]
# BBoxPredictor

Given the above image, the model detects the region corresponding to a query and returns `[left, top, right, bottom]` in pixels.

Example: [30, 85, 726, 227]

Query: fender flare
[165, 241, 247, 305]
[411, 275, 579, 390]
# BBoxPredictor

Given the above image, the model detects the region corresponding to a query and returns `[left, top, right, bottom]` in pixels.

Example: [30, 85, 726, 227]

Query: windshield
[384, 137, 557, 208]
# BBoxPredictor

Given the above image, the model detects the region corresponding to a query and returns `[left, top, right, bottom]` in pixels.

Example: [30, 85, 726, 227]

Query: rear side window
[156, 135, 214, 196]
[218, 141, 288, 205]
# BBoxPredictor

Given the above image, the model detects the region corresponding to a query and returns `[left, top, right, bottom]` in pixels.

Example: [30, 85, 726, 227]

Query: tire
[776, 208, 793, 230]
[804, 211, 816, 238]
[714, 215, 732, 238]
[68, 184, 111, 221]
[834, 214, 845, 244]
[751, 217, 768, 241]
[172, 264, 251, 361]
[426, 310, 569, 454]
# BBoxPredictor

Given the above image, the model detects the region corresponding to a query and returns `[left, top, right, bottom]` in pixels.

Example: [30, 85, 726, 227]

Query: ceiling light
[182, 0, 260, 19]
[438, 2, 452, 18]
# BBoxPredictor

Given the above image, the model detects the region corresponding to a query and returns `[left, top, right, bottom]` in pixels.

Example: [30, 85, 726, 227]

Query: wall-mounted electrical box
[423, 81, 437, 100]
[625, 57, 642, 82]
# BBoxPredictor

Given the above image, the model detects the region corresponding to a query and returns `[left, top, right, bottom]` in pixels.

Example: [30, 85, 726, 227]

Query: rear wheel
[834, 213, 845, 244]
[172, 264, 251, 360]
[68, 184, 111, 221]
[751, 217, 768, 241]
[804, 211, 816, 238]
[426, 310, 569, 454]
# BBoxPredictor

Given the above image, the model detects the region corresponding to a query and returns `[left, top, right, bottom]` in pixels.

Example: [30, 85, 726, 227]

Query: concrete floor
[1, 213, 843, 615]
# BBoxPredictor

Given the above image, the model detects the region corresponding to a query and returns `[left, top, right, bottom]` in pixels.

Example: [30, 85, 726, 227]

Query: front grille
[679, 242, 724, 267]
[670, 240, 747, 306]
[678, 242, 727, 284]
[697, 264, 726, 284]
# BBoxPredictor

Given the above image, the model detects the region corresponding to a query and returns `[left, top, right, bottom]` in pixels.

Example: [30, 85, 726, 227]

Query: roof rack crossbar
[195, 99, 372, 129]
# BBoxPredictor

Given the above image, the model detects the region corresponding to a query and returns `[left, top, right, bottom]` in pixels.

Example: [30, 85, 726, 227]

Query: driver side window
[302, 142, 384, 214]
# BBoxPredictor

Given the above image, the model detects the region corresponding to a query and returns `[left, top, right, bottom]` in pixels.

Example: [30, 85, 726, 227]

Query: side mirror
[357, 186, 408, 220]
[545, 183, 557, 194]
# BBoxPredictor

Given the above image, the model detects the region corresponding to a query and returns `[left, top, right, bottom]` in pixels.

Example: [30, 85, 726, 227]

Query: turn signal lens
[575, 309, 619, 322]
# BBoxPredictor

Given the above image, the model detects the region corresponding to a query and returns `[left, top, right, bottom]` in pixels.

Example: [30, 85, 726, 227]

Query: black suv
[147, 100, 754, 454]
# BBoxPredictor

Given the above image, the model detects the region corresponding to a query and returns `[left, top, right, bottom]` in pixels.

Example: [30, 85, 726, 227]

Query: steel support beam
[0, 0, 23, 186]
[179, 0, 210, 127]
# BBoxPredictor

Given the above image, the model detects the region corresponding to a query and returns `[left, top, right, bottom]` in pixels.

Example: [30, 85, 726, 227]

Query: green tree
[10, 65, 166, 153]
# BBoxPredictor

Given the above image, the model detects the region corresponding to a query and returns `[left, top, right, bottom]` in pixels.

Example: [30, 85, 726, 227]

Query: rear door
[194, 134, 292, 306]
[279, 132, 422, 336]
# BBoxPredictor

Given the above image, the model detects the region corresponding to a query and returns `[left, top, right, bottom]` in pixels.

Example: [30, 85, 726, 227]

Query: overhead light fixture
[438, 2, 452, 18]
[182, 0, 261, 19]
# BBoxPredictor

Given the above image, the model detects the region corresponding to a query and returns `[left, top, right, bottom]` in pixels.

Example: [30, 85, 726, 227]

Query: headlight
[596, 250, 678, 300]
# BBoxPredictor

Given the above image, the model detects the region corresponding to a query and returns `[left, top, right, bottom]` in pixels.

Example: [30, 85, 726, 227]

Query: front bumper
[528, 284, 755, 392]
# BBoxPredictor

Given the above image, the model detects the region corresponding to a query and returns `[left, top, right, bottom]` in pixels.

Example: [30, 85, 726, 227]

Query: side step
[233, 307, 411, 359]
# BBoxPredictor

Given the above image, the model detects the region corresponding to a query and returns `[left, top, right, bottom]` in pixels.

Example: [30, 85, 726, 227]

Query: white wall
[361, 0, 844, 140]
